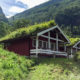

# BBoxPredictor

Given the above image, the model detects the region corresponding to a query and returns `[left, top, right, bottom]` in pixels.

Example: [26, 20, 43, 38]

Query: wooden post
[64, 43, 66, 52]
[48, 32, 51, 49]
[76, 47, 77, 52]
[56, 33, 58, 51]
[71, 48, 73, 54]
[70, 48, 73, 58]
[36, 36, 38, 57]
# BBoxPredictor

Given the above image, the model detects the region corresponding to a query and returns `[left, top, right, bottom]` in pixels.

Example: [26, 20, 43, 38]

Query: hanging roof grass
[0, 20, 56, 42]
[67, 38, 80, 47]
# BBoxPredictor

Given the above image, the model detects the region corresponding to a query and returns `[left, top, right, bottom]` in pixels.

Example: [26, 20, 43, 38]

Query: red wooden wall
[5, 38, 30, 56]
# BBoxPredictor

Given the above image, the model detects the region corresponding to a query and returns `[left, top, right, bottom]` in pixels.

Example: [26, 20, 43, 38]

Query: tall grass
[0, 48, 35, 80]
[27, 58, 80, 80]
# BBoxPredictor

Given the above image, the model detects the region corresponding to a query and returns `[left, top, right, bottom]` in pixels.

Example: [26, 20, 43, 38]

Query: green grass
[27, 58, 80, 80]
[0, 48, 35, 80]
[0, 48, 80, 80]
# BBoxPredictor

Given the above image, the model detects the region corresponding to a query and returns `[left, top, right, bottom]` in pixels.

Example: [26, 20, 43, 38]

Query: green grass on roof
[67, 38, 80, 46]
[0, 20, 56, 42]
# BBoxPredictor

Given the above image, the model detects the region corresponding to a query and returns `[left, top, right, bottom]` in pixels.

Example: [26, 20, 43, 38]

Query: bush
[73, 51, 80, 62]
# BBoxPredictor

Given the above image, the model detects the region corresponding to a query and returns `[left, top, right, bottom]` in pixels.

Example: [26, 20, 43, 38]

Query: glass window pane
[43, 41, 47, 49]
[39, 40, 42, 48]
[33, 39, 36, 47]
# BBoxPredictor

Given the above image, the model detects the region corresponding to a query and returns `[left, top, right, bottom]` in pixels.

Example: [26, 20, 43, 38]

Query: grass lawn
[27, 58, 80, 80]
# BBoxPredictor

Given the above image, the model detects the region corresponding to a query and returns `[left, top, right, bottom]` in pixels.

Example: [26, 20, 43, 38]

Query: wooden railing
[30, 49, 67, 56]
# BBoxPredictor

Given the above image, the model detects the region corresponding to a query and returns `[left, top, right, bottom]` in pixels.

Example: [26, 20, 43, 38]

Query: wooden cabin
[0, 24, 70, 57]
[67, 39, 80, 58]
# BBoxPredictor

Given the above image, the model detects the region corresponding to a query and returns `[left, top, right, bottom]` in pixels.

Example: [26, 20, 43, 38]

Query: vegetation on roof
[67, 38, 80, 46]
[0, 20, 56, 42]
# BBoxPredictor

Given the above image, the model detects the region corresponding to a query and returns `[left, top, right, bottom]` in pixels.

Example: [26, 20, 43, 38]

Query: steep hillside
[0, 7, 8, 22]
[0, 48, 35, 80]
[8, 0, 80, 37]
[9, 0, 80, 24]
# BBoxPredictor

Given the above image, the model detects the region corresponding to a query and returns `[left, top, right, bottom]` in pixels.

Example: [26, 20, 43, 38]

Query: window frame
[32, 39, 36, 47]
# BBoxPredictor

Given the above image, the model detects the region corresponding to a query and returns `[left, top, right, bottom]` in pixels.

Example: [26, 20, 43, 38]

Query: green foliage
[8, 0, 80, 37]
[67, 38, 80, 46]
[0, 20, 56, 42]
[0, 48, 35, 80]
[27, 58, 80, 80]
[0, 48, 80, 80]
[13, 18, 30, 29]
[74, 51, 80, 62]
[0, 21, 12, 38]
[0, 7, 8, 22]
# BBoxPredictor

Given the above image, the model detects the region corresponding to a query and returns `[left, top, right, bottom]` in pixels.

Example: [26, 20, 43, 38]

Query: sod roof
[0, 20, 56, 42]
[67, 38, 80, 47]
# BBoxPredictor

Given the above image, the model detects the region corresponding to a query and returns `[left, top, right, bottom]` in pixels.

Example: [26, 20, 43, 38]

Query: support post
[36, 36, 38, 57]
[76, 47, 77, 52]
[56, 33, 58, 51]
[70, 48, 73, 58]
[64, 43, 66, 52]
[48, 32, 51, 49]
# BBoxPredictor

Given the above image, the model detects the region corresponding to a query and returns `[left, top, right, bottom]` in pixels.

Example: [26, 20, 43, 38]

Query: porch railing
[30, 49, 67, 56]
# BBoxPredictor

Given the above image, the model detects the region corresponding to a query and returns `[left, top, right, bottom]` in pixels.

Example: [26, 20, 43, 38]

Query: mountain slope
[9, 0, 80, 24]
[0, 7, 8, 22]
[9, 0, 80, 37]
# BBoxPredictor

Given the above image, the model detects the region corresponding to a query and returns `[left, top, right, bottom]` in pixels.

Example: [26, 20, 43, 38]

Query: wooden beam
[71, 48, 73, 54]
[36, 36, 38, 57]
[64, 43, 66, 52]
[37, 25, 70, 43]
[56, 33, 58, 51]
[40, 35, 64, 42]
[37, 26, 57, 36]
[48, 32, 51, 49]
[76, 47, 78, 52]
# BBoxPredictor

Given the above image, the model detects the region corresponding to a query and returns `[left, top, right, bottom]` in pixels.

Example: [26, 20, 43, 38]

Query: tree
[0, 21, 12, 37]
[13, 19, 30, 29]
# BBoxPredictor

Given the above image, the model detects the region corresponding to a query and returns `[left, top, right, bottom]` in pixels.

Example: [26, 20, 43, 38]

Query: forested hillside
[0, 7, 11, 38]
[8, 0, 80, 37]
[0, 0, 80, 38]
[0, 7, 8, 22]
[9, 0, 80, 25]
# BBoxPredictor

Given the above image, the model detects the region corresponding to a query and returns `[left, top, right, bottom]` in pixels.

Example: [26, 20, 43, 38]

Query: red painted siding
[5, 38, 30, 56]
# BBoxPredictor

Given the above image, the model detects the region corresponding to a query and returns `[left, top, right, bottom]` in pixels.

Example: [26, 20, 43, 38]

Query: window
[32, 39, 48, 49]
[39, 40, 42, 48]
[51, 43, 55, 50]
[32, 39, 36, 47]
[43, 41, 47, 49]
[46, 42, 48, 49]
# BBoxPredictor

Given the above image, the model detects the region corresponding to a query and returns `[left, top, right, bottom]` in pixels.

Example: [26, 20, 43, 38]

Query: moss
[0, 20, 56, 42]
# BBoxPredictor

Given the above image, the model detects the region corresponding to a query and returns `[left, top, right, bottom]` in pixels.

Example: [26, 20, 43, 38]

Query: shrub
[73, 51, 80, 62]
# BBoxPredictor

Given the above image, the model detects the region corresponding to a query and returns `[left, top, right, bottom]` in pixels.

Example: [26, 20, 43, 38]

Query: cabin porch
[30, 26, 69, 58]
[30, 49, 67, 57]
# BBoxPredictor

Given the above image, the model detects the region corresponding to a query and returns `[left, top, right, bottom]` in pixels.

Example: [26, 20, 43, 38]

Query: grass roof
[0, 20, 56, 42]
[67, 38, 80, 47]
